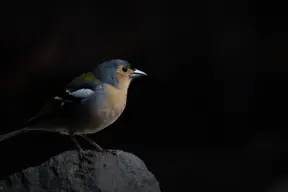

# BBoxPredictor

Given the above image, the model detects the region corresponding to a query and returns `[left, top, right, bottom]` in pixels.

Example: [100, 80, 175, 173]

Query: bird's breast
[84, 102, 125, 134]
[84, 84, 127, 134]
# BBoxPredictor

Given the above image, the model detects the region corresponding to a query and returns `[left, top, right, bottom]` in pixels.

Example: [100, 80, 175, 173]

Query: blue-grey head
[92, 59, 147, 88]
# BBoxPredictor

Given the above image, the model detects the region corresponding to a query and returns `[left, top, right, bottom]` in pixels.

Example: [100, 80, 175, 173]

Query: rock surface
[0, 150, 161, 192]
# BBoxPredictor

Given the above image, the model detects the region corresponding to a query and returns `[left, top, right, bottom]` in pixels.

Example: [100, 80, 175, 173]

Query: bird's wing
[24, 72, 103, 127]
[64, 72, 103, 99]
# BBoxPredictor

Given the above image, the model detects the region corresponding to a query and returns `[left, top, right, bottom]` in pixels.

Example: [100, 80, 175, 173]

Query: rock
[0, 150, 161, 192]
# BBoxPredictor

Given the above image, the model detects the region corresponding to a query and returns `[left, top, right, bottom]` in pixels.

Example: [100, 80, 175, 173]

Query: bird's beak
[129, 69, 147, 78]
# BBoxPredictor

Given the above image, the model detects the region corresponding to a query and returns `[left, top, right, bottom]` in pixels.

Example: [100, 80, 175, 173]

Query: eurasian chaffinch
[0, 59, 147, 158]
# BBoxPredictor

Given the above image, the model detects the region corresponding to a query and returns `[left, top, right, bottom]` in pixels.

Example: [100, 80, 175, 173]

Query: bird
[0, 59, 147, 158]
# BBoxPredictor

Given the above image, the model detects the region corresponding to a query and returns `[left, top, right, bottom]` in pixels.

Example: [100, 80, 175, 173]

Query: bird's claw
[78, 135, 119, 156]
[102, 149, 119, 156]
[78, 149, 96, 171]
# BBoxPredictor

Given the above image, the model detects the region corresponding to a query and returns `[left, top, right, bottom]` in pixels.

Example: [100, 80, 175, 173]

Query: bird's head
[93, 59, 147, 89]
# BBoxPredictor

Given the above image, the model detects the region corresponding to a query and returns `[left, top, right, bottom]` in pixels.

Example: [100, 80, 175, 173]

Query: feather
[16, 72, 102, 131]
[0, 128, 30, 142]
[66, 88, 95, 99]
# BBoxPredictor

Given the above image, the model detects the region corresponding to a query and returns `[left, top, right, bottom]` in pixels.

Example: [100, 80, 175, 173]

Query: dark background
[0, 1, 288, 191]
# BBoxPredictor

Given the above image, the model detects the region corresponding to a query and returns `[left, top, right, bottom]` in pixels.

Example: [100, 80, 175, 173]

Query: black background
[0, 1, 288, 191]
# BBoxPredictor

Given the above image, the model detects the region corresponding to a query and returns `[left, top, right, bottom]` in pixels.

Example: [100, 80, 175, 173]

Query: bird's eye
[122, 66, 128, 72]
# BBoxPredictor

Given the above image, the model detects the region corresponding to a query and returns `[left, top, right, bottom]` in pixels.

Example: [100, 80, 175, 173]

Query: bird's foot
[78, 149, 96, 171]
[89, 146, 118, 156]
[78, 135, 119, 156]
[79, 134, 118, 156]
[102, 149, 119, 156]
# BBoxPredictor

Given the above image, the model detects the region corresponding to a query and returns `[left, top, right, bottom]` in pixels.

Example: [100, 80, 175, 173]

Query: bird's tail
[0, 128, 30, 143]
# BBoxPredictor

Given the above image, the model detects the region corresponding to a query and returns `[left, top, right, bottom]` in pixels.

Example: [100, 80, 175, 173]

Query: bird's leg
[79, 134, 118, 156]
[69, 134, 96, 172]
[69, 134, 96, 163]
[69, 133, 85, 156]
[79, 134, 104, 152]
